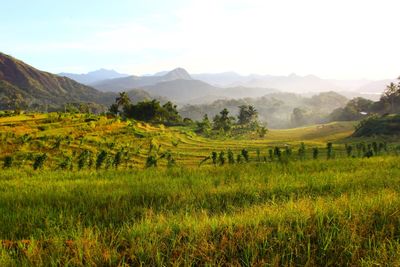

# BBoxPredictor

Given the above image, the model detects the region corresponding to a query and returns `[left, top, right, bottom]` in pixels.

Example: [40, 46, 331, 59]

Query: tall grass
[0, 156, 399, 265]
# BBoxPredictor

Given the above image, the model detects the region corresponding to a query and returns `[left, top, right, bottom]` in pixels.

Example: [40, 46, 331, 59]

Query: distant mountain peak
[163, 68, 192, 80]
[59, 69, 129, 85]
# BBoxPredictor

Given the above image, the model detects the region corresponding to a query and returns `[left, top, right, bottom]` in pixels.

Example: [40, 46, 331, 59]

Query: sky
[1, 0, 400, 79]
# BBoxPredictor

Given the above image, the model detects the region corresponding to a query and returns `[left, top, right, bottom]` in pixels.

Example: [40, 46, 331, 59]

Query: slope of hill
[142, 79, 218, 103]
[92, 68, 192, 92]
[353, 114, 400, 137]
[59, 69, 129, 85]
[0, 52, 113, 109]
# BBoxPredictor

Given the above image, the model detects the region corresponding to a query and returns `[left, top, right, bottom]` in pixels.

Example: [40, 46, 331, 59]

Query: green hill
[353, 114, 400, 137]
[0, 52, 114, 110]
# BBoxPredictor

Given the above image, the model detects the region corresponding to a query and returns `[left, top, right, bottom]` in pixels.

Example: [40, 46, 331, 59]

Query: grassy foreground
[1, 157, 400, 266]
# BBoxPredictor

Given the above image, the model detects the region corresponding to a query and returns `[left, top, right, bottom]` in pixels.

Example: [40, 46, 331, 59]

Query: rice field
[0, 113, 399, 266]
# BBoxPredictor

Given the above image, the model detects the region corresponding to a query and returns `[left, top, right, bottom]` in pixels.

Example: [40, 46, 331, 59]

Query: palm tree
[115, 92, 131, 109]
[383, 82, 398, 113]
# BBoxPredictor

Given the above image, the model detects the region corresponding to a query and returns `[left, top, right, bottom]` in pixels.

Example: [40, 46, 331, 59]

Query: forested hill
[0, 52, 114, 110]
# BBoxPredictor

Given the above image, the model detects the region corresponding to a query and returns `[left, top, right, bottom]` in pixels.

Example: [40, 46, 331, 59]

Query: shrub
[96, 150, 108, 170]
[256, 148, 261, 162]
[241, 149, 249, 162]
[312, 147, 319, 159]
[33, 153, 47, 170]
[146, 156, 157, 168]
[285, 146, 292, 157]
[345, 144, 353, 157]
[211, 152, 218, 165]
[113, 151, 122, 169]
[77, 150, 91, 170]
[58, 156, 72, 170]
[219, 151, 225, 165]
[327, 143, 333, 159]
[273, 147, 281, 161]
[298, 142, 306, 160]
[227, 149, 235, 164]
[3, 156, 13, 168]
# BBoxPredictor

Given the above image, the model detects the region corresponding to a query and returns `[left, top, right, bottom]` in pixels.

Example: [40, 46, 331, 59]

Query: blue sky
[1, 0, 400, 79]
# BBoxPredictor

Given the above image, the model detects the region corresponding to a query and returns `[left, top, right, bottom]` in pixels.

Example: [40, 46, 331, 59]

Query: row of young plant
[2, 141, 176, 170]
[1, 141, 397, 170]
[200, 141, 395, 166]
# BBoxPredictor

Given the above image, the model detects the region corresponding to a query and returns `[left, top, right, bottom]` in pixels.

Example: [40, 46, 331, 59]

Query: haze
[1, 0, 400, 79]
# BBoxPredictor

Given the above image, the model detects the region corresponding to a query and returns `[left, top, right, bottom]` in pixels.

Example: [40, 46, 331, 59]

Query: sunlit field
[0, 113, 399, 265]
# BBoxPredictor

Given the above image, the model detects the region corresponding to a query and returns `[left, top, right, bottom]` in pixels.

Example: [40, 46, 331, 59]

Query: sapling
[3, 156, 13, 168]
[312, 147, 319, 160]
[219, 151, 225, 165]
[227, 149, 235, 164]
[96, 150, 108, 170]
[241, 149, 249, 162]
[211, 151, 218, 165]
[33, 153, 47, 170]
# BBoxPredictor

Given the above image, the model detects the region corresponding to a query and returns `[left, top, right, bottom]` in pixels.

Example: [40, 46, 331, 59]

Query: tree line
[109, 92, 267, 136]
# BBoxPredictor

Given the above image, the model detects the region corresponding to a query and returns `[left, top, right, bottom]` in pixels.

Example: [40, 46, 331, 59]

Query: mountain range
[61, 67, 393, 100]
[0, 51, 394, 114]
[59, 69, 129, 85]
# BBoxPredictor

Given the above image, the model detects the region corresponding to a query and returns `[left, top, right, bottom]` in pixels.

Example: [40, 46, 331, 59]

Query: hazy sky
[1, 0, 399, 79]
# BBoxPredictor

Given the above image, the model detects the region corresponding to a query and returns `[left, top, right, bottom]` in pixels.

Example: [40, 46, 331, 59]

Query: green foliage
[327, 142, 333, 160]
[58, 155, 72, 170]
[77, 150, 91, 170]
[227, 149, 235, 164]
[274, 147, 281, 161]
[218, 151, 225, 165]
[145, 156, 157, 168]
[113, 151, 123, 169]
[298, 142, 306, 160]
[257, 126, 268, 137]
[345, 144, 353, 157]
[33, 153, 47, 170]
[123, 100, 182, 124]
[211, 151, 218, 165]
[312, 147, 319, 159]
[96, 150, 108, 170]
[241, 149, 249, 162]
[213, 108, 234, 132]
[3, 156, 13, 168]
[195, 114, 211, 134]
[237, 105, 259, 127]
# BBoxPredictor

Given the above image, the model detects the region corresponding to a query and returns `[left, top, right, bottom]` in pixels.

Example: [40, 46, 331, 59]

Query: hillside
[0, 52, 113, 109]
[353, 114, 400, 137]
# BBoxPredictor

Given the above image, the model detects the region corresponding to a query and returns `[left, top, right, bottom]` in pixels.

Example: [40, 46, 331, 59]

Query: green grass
[0, 114, 358, 169]
[0, 157, 400, 265]
[0, 113, 400, 265]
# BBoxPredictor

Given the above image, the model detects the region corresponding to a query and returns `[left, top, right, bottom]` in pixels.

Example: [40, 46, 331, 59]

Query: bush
[113, 151, 122, 169]
[327, 143, 333, 159]
[96, 150, 108, 170]
[227, 149, 235, 164]
[33, 153, 47, 170]
[312, 147, 319, 159]
[146, 156, 157, 168]
[219, 151, 225, 165]
[241, 149, 249, 162]
[3, 156, 13, 168]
